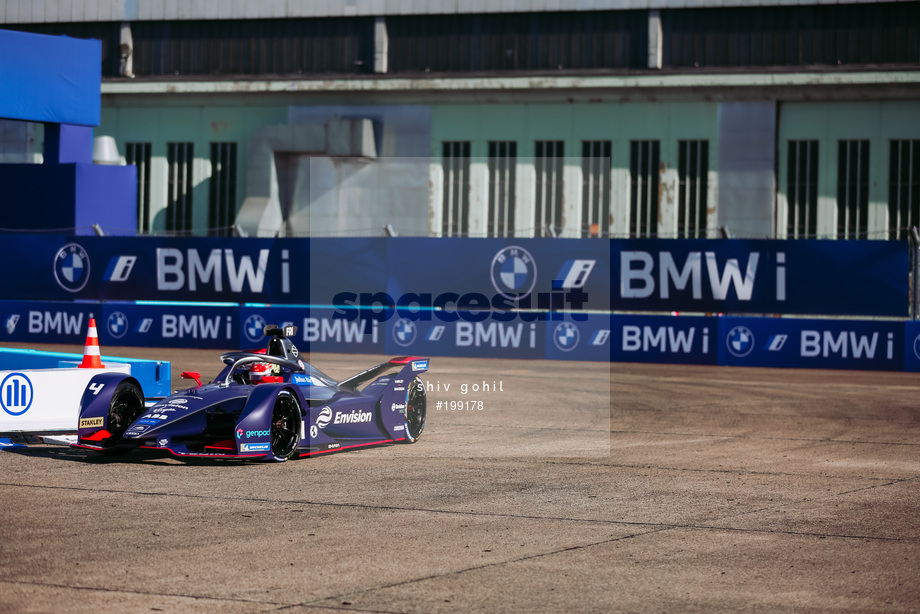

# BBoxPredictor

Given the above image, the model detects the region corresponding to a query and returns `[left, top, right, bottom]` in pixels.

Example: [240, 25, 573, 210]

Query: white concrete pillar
[648, 10, 662, 70]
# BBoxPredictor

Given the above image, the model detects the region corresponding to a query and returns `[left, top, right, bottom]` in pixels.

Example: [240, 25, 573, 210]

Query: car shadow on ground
[0, 445, 271, 467]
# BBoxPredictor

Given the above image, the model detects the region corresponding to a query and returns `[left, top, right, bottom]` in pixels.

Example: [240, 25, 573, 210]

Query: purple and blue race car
[73, 325, 428, 461]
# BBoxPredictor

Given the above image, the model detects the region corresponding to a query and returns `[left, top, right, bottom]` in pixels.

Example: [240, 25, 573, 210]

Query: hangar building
[1, 0, 918, 240]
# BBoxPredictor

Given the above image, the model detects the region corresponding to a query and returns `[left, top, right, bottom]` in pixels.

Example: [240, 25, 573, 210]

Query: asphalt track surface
[1, 343, 919, 613]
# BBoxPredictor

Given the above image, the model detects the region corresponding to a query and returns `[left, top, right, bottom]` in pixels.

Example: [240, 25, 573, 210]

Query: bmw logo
[316, 406, 332, 429]
[393, 318, 417, 347]
[244, 314, 267, 343]
[726, 326, 755, 358]
[53, 243, 90, 292]
[490, 246, 537, 301]
[107, 311, 128, 339]
[553, 322, 580, 352]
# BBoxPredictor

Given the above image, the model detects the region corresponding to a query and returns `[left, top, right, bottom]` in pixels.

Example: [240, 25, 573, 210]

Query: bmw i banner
[719, 316, 904, 371]
[13, 236, 309, 303]
[0, 235, 909, 318]
[610, 314, 719, 365]
[612, 239, 907, 317]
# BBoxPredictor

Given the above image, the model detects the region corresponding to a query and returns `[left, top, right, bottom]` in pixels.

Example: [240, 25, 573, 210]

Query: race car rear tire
[402, 376, 427, 444]
[270, 391, 301, 461]
[100, 381, 145, 455]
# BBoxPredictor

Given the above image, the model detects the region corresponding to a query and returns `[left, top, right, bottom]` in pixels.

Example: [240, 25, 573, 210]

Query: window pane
[581, 141, 611, 238]
[629, 140, 660, 238]
[678, 140, 709, 238]
[786, 140, 819, 239]
[209, 142, 238, 237]
[535, 141, 564, 237]
[837, 140, 870, 239]
[888, 140, 920, 240]
[488, 141, 517, 238]
[441, 142, 471, 237]
[125, 142, 152, 234]
[167, 142, 194, 234]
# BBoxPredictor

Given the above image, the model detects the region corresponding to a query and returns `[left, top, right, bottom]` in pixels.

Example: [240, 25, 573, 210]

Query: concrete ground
[1, 344, 918, 613]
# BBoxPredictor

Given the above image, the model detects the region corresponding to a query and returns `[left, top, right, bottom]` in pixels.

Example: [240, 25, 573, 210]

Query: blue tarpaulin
[0, 28, 101, 126]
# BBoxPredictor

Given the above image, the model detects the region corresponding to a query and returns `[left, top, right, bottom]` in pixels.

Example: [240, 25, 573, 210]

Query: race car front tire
[99, 381, 145, 455]
[270, 391, 301, 461]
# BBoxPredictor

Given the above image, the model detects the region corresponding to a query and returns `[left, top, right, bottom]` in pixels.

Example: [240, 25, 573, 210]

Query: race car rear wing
[339, 357, 427, 391]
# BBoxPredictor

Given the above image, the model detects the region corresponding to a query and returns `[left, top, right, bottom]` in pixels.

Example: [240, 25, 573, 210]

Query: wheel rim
[109, 387, 144, 438]
[271, 394, 300, 458]
[405, 378, 427, 440]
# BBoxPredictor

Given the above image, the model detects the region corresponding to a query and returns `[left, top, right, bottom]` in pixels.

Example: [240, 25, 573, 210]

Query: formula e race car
[73, 325, 428, 461]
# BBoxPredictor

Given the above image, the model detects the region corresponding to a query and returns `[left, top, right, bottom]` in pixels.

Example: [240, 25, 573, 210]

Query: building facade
[1, 0, 918, 239]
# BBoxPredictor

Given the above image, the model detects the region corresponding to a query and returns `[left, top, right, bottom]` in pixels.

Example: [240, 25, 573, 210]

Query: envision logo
[316, 406, 332, 429]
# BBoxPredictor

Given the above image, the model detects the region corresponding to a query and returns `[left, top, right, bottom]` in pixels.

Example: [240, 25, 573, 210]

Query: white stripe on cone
[79, 318, 104, 368]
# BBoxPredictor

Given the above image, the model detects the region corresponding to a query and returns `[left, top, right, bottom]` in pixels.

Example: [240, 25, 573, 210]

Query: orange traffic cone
[78, 318, 105, 369]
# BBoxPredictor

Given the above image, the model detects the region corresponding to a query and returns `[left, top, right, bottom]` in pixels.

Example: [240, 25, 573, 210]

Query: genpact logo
[245, 429, 270, 439]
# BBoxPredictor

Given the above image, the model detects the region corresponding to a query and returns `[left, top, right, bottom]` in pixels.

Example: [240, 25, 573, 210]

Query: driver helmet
[250, 361, 272, 384]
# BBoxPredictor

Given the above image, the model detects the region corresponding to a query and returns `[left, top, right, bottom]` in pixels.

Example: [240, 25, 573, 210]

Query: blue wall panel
[3, 298, 920, 371]
[0, 29, 101, 126]
[610, 315, 719, 365]
[0, 236, 903, 317]
[0, 300, 98, 344]
[718, 316, 904, 371]
[0, 234, 915, 370]
[97, 303, 238, 349]
[239, 306, 385, 355]
[383, 312, 546, 360]
[612, 239, 908, 317]
[902, 321, 920, 372]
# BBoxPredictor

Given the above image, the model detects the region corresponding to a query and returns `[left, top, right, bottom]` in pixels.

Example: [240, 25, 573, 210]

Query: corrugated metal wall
[1, 0, 912, 23]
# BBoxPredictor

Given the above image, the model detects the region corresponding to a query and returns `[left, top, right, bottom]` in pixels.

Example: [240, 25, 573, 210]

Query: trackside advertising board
[6, 299, 920, 370]
[0, 236, 907, 317]
[902, 321, 920, 372]
[612, 239, 907, 316]
[0, 235, 914, 369]
[718, 317, 904, 371]
[611, 315, 719, 365]
[239, 307, 385, 355]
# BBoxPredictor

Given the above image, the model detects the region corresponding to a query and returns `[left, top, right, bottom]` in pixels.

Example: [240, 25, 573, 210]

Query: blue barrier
[717, 316, 904, 371]
[611, 314, 719, 365]
[900, 321, 920, 372]
[5, 298, 919, 371]
[240, 306, 385, 354]
[0, 347, 171, 398]
[612, 239, 907, 317]
[0, 236, 906, 317]
[100, 302, 237, 350]
[1, 300, 97, 344]
[0, 234, 915, 371]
